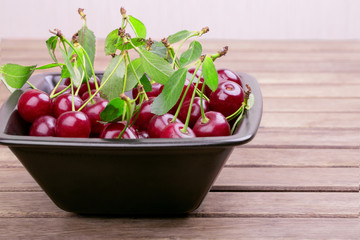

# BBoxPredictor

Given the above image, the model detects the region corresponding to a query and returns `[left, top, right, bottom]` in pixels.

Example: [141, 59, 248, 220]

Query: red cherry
[81, 89, 100, 101]
[81, 98, 109, 137]
[209, 81, 244, 117]
[132, 82, 163, 104]
[147, 113, 182, 138]
[217, 69, 243, 88]
[100, 122, 138, 139]
[77, 76, 101, 97]
[132, 98, 155, 131]
[137, 130, 149, 139]
[52, 93, 83, 118]
[168, 79, 195, 114]
[193, 111, 230, 137]
[17, 89, 52, 123]
[29, 115, 56, 136]
[178, 97, 210, 128]
[159, 122, 196, 138]
[55, 111, 91, 138]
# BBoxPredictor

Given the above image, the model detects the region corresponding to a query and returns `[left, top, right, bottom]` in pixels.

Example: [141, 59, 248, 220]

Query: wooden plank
[227, 148, 359, 168]
[0, 218, 358, 240]
[0, 167, 357, 192]
[249, 127, 360, 148]
[260, 112, 360, 128]
[0, 192, 358, 218]
[213, 168, 359, 192]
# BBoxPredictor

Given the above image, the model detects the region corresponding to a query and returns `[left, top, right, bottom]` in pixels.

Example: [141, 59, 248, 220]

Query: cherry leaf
[246, 93, 255, 110]
[202, 55, 218, 92]
[149, 41, 167, 59]
[115, 38, 146, 51]
[0, 63, 36, 89]
[140, 74, 152, 92]
[128, 15, 146, 39]
[179, 40, 202, 67]
[100, 55, 126, 101]
[46, 36, 58, 63]
[78, 24, 96, 78]
[151, 67, 187, 115]
[36, 63, 64, 70]
[104, 29, 120, 56]
[100, 97, 125, 122]
[140, 49, 174, 85]
[60, 49, 82, 88]
[168, 30, 192, 44]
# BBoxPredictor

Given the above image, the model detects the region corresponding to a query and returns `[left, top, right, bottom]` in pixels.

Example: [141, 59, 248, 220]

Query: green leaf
[179, 40, 202, 67]
[202, 55, 218, 92]
[149, 41, 167, 58]
[61, 65, 70, 79]
[140, 74, 152, 92]
[151, 68, 188, 115]
[100, 55, 126, 101]
[168, 30, 192, 44]
[0, 64, 36, 88]
[78, 25, 96, 80]
[125, 58, 144, 92]
[104, 29, 120, 56]
[100, 97, 126, 122]
[60, 48, 82, 87]
[128, 15, 146, 38]
[46, 36, 58, 63]
[140, 49, 174, 85]
[246, 93, 255, 110]
[115, 37, 146, 51]
[36, 63, 64, 70]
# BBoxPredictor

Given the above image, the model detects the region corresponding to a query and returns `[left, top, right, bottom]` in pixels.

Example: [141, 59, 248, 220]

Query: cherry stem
[117, 94, 132, 139]
[199, 78, 209, 124]
[230, 105, 245, 134]
[26, 81, 37, 89]
[171, 32, 198, 69]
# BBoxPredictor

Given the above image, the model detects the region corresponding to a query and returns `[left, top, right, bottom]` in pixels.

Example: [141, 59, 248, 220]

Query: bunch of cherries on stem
[17, 68, 246, 139]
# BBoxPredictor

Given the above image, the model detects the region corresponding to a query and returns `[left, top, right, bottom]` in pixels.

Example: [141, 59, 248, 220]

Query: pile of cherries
[17, 68, 245, 139]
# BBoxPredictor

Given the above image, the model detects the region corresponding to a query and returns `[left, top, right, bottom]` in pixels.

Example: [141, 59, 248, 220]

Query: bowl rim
[0, 72, 263, 148]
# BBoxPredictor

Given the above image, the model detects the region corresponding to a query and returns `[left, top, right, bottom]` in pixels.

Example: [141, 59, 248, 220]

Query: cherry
[100, 122, 138, 139]
[55, 111, 91, 138]
[81, 89, 100, 101]
[168, 78, 195, 114]
[160, 122, 196, 138]
[137, 130, 149, 139]
[81, 98, 109, 137]
[147, 113, 182, 138]
[217, 69, 243, 88]
[132, 98, 155, 131]
[77, 76, 101, 97]
[178, 97, 210, 128]
[132, 82, 163, 104]
[29, 115, 56, 137]
[52, 93, 83, 118]
[193, 111, 230, 137]
[17, 89, 52, 123]
[209, 81, 244, 118]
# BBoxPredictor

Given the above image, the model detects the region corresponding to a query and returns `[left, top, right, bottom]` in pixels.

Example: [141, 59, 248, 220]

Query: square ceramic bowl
[0, 72, 262, 215]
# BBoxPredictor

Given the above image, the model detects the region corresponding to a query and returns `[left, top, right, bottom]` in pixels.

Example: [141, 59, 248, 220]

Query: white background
[0, 0, 360, 40]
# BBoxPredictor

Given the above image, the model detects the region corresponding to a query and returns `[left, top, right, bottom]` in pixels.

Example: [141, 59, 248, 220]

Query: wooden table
[0, 40, 359, 239]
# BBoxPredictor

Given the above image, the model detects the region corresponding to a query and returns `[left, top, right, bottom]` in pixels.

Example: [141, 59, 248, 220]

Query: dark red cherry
[77, 76, 101, 97]
[178, 97, 210, 128]
[168, 79, 195, 114]
[17, 89, 52, 123]
[137, 130, 149, 139]
[81, 98, 109, 137]
[159, 122, 196, 138]
[64, 77, 71, 86]
[132, 98, 155, 131]
[132, 82, 163, 104]
[193, 111, 230, 137]
[147, 113, 182, 138]
[210, 81, 244, 117]
[100, 122, 138, 139]
[52, 93, 83, 118]
[55, 111, 91, 138]
[81, 89, 100, 101]
[217, 69, 243, 88]
[29, 115, 56, 136]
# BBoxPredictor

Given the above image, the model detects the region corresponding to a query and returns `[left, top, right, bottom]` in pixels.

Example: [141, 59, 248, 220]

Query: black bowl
[0, 72, 262, 215]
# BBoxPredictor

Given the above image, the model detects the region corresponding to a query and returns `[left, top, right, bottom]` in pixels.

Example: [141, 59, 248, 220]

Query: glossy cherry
[77, 76, 101, 97]
[132, 82, 162, 104]
[217, 69, 243, 88]
[81, 98, 109, 137]
[100, 122, 138, 139]
[160, 122, 196, 138]
[210, 81, 244, 118]
[147, 113, 182, 138]
[29, 115, 56, 137]
[132, 98, 155, 131]
[17, 89, 52, 123]
[178, 97, 209, 128]
[81, 89, 100, 101]
[193, 111, 230, 137]
[52, 93, 83, 118]
[55, 111, 91, 138]
[137, 130, 149, 139]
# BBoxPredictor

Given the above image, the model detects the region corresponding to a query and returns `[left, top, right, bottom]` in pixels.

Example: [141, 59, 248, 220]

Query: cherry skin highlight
[100, 122, 138, 139]
[193, 111, 230, 137]
[147, 113, 182, 138]
[160, 122, 196, 138]
[17, 89, 52, 123]
[209, 81, 244, 118]
[217, 69, 243, 88]
[29, 115, 56, 137]
[55, 111, 91, 138]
